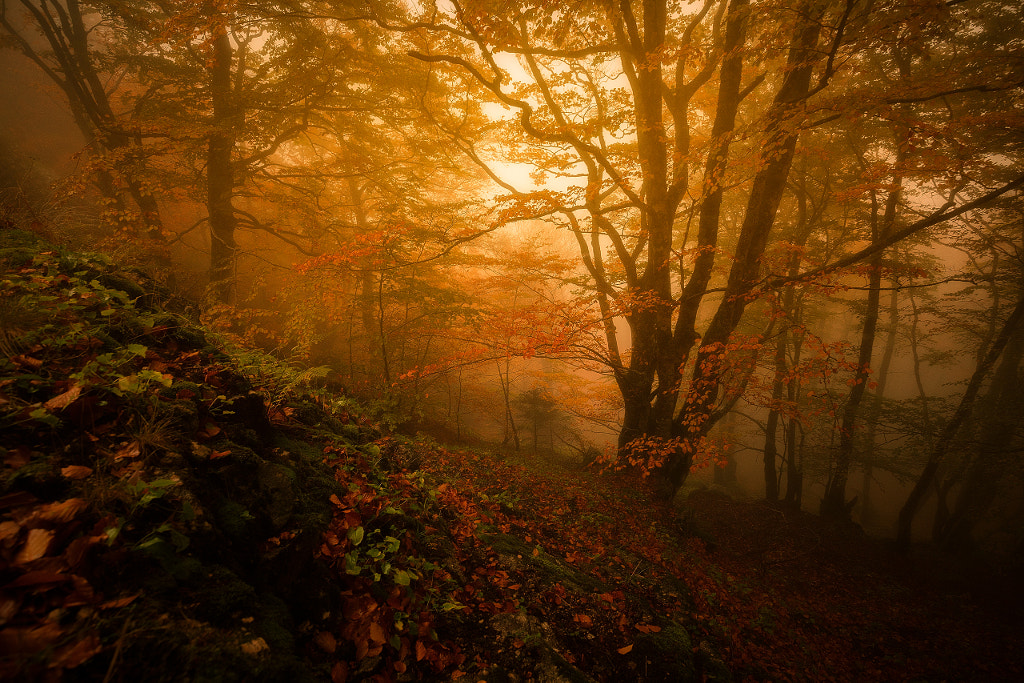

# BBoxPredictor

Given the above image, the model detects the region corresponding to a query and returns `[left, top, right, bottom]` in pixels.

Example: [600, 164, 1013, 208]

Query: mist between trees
[1, 0, 1022, 560]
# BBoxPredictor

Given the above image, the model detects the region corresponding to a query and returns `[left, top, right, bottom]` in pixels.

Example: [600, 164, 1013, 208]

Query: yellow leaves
[617, 643, 634, 654]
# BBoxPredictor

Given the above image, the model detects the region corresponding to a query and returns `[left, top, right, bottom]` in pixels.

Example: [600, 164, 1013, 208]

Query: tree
[1, 0, 168, 255]
[515, 386, 560, 453]
[391, 0, 1024, 501]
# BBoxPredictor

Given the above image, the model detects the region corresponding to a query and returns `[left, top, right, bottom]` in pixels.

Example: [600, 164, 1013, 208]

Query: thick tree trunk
[3, 0, 168, 250]
[653, 0, 750, 439]
[663, 5, 824, 499]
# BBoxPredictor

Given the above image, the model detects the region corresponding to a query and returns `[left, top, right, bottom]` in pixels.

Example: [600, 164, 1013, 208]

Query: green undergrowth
[0, 229, 476, 681]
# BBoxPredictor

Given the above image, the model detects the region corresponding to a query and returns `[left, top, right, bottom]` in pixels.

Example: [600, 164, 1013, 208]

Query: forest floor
[416, 444, 1024, 682]
[2, 226, 1023, 682]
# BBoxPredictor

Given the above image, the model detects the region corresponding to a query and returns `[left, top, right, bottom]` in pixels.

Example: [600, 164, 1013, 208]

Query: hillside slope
[2, 228, 1022, 682]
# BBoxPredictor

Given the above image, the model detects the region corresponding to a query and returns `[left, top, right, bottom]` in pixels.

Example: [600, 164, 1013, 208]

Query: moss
[254, 593, 295, 651]
[96, 272, 148, 304]
[216, 500, 256, 543]
[272, 433, 326, 465]
[172, 325, 211, 351]
[256, 462, 296, 530]
[482, 533, 607, 594]
[630, 621, 698, 682]
[192, 565, 258, 623]
[0, 229, 45, 264]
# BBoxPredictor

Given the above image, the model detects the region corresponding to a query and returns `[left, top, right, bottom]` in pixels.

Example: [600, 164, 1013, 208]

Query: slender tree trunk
[822, 131, 906, 519]
[763, 171, 813, 501]
[207, 24, 237, 304]
[784, 413, 804, 508]
[784, 294, 807, 508]
[763, 331, 786, 501]
[497, 359, 520, 452]
[858, 285, 900, 525]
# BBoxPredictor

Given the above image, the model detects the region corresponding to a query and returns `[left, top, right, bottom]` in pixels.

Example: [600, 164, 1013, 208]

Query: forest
[1, 0, 1022, 680]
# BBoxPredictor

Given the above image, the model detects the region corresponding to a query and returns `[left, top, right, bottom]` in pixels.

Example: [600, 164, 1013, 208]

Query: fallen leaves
[241, 637, 270, 655]
[32, 498, 88, 524]
[61, 465, 93, 480]
[315, 631, 338, 654]
[14, 528, 53, 563]
[43, 383, 82, 410]
[113, 441, 141, 460]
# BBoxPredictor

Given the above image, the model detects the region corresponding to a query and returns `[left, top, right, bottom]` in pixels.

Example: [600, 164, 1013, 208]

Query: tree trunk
[497, 359, 520, 452]
[859, 285, 900, 526]
[207, 24, 237, 304]
[822, 133, 906, 520]
[763, 170, 813, 502]
[763, 328, 786, 502]
[663, 4, 825, 500]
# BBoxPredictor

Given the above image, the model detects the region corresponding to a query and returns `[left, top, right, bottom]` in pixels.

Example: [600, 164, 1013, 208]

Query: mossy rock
[481, 532, 607, 594]
[216, 499, 257, 543]
[190, 564, 259, 623]
[256, 462, 296, 530]
[634, 621, 698, 681]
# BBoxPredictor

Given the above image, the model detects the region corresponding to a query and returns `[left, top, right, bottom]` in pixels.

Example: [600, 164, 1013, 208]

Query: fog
[2, 0, 1022, 568]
